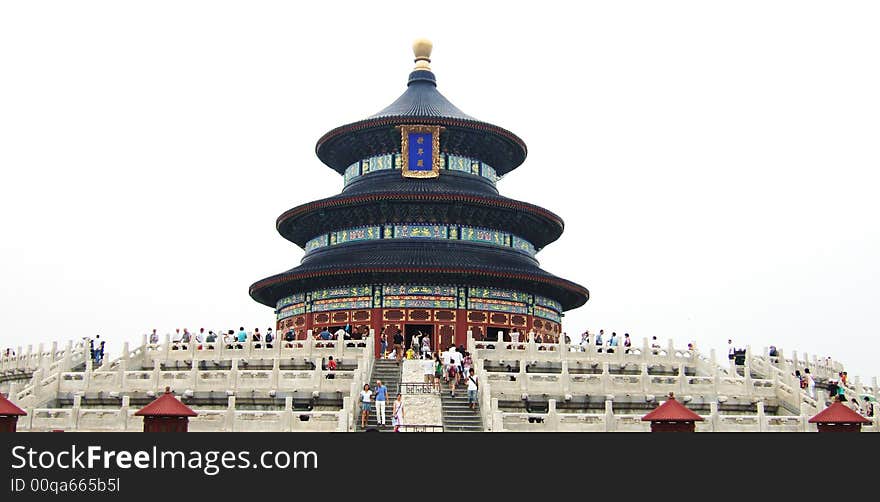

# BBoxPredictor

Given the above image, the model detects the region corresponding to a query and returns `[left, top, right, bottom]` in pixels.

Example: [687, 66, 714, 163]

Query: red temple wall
[276, 308, 560, 357]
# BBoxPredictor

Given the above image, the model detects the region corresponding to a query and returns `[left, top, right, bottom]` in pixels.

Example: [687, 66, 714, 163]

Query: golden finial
[413, 38, 433, 71]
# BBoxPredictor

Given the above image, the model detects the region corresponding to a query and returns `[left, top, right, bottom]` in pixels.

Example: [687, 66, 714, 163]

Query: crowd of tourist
[359, 341, 479, 431]
[359, 380, 405, 432]
[148, 324, 375, 352]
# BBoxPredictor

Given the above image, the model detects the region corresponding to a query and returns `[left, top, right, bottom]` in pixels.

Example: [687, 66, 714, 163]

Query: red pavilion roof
[641, 394, 704, 422]
[134, 389, 197, 417]
[808, 400, 870, 424]
[0, 393, 27, 416]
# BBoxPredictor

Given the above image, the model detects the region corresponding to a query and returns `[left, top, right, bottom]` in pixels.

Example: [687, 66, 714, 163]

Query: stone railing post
[467, 330, 475, 355]
[519, 359, 528, 393]
[61, 340, 73, 373]
[666, 339, 674, 363]
[272, 358, 280, 390]
[709, 401, 720, 432]
[163, 334, 171, 362]
[152, 363, 161, 392]
[72, 394, 82, 430]
[340, 396, 351, 432]
[284, 396, 293, 432]
[231, 359, 239, 393]
[561, 360, 570, 396]
[119, 356, 128, 394]
[305, 330, 314, 359]
[678, 363, 686, 395]
[121, 395, 130, 431]
[547, 399, 560, 431]
[641, 363, 649, 394]
[189, 364, 198, 393]
[492, 399, 504, 432]
[31, 368, 44, 403]
[335, 331, 344, 360]
[757, 401, 766, 432]
[121, 341, 130, 367]
[604, 400, 615, 432]
[642, 337, 650, 357]
[600, 362, 609, 394]
[226, 396, 236, 432]
[744, 363, 753, 398]
[83, 358, 93, 393]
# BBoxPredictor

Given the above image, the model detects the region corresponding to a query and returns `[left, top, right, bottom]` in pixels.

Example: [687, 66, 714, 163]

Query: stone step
[443, 419, 482, 425]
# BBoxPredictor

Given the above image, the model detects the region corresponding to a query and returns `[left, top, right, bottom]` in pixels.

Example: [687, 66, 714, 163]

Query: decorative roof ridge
[250, 266, 589, 298]
[641, 393, 704, 422]
[276, 192, 564, 230]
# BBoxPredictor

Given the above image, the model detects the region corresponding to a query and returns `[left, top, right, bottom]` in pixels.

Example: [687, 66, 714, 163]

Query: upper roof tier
[315, 39, 528, 176]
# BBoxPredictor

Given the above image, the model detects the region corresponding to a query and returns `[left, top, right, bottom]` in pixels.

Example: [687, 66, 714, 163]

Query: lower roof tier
[249, 240, 588, 311]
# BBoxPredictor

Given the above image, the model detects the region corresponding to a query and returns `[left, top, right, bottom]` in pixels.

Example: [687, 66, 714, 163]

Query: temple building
[249, 39, 589, 355]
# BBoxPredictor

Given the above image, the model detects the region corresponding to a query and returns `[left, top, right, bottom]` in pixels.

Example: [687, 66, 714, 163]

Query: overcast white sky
[1, 1, 878, 379]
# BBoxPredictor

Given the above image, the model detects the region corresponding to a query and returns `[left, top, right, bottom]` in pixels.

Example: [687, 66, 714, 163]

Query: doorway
[405, 324, 433, 354]
[486, 326, 507, 342]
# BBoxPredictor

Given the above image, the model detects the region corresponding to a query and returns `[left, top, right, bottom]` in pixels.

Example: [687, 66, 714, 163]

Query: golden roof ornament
[413, 38, 432, 71]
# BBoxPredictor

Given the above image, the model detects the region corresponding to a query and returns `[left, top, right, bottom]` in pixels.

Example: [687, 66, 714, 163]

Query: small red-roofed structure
[808, 398, 871, 433]
[135, 387, 197, 432]
[0, 393, 27, 432]
[641, 392, 704, 432]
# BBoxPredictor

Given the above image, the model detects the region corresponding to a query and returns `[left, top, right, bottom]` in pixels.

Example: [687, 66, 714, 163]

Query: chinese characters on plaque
[400, 125, 441, 178]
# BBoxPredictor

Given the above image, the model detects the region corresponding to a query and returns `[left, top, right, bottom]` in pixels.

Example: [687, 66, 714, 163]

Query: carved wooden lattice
[434, 310, 455, 322]
[489, 313, 509, 325]
[408, 309, 431, 321]
[467, 311, 487, 323]
[383, 309, 405, 321]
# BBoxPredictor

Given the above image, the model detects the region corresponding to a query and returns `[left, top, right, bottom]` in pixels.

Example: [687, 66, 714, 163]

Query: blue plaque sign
[400, 124, 441, 178]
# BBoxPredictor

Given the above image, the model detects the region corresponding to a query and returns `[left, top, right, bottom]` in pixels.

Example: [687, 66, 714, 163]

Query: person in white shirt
[444, 346, 455, 367]
[728, 339, 735, 361]
[804, 368, 816, 399]
[467, 371, 479, 410]
[451, 348, 463, 384]
[510, 329, 520, 343]
[359, 384, 372, 429]
[334, 327, 347, 340]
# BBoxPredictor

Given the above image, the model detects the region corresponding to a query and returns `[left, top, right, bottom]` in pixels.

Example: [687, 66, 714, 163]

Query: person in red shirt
[327, 356, 337, 371]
